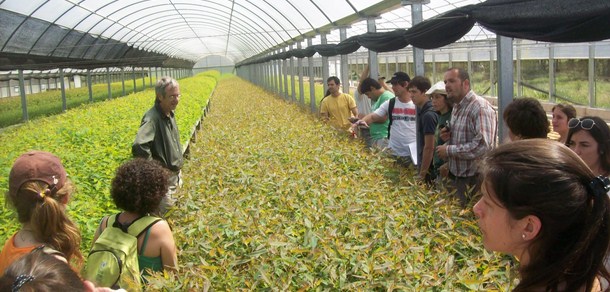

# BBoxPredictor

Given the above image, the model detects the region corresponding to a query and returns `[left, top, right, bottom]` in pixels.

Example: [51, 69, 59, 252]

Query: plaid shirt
[447, 90, 497, 177]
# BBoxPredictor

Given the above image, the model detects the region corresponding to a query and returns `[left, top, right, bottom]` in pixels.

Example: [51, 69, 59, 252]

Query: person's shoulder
[149, 219, 172, 237]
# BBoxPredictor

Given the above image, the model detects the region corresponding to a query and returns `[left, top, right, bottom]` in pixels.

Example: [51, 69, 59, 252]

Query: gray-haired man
[132, 76, 183, 215]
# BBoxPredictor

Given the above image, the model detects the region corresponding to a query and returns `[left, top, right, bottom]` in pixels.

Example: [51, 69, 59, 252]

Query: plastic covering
[0, 0, 490, 70]
[238, 0, 610, 66]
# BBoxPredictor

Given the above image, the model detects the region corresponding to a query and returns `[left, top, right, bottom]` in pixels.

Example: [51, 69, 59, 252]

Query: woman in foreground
[473, 139, 610, 291]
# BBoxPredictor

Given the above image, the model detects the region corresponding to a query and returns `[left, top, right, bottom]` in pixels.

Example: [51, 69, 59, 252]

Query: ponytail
[14, 181, 83, 268]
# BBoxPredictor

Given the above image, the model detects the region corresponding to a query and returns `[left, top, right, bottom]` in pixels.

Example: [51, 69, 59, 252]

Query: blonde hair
[7, 180, 83, 268]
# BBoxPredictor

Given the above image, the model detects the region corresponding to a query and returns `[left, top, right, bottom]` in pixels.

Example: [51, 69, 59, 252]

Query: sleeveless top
[138, 227, 163, 277]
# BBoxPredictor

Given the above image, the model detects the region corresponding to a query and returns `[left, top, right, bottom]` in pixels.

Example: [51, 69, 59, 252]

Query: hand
[439, 163, 449, 178]
[439, 127, 450, 142]
[436, 144, 449, 159]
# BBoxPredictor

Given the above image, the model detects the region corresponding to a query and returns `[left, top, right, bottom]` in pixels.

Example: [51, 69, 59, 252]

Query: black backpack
[387, 97, 396, 139]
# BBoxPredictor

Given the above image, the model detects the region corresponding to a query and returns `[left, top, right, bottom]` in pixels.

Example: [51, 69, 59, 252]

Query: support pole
[308, 37, 316, 113]
[497, 36, 514, 144]
[339, 27, 350, 94]
[366, 18, 379, 79]
[18, 69, 28, 121]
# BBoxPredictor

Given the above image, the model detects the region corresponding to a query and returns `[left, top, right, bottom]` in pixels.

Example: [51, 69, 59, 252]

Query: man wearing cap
[355, 72, 417, 166]
[436, 68, 497, 206]
[408, 76, 438, 183]
[320, 76, 358, 131]
[132, 76, 183, 215]
[354, 77, 394, 148]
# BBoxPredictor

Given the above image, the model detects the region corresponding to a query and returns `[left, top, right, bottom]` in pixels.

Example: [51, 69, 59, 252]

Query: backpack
[387, 97, 396, 138]
[82, 213, 161, 290]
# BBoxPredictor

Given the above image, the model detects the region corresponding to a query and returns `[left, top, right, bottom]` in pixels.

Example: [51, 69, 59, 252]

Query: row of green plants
[0, 71, 218, 251]
[145, 76, 514, 290]
[0, 78, 150, 128]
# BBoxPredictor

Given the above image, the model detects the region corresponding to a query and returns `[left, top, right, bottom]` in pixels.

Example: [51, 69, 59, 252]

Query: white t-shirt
[374, 98, 417, 157]
[355, 91, 372, 116]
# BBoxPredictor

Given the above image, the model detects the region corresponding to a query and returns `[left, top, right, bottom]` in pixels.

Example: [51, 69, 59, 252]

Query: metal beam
[497, 36, 513, 144]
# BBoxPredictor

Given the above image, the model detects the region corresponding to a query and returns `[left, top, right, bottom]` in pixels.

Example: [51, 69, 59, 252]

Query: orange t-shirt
[0, 234, 37, 274]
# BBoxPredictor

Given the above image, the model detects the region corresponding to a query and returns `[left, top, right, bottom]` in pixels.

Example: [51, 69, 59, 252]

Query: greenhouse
[1, 0, 610, 290]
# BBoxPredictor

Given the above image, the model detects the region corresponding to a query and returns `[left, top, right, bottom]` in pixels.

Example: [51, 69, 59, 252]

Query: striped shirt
[446, 90, 497, 177]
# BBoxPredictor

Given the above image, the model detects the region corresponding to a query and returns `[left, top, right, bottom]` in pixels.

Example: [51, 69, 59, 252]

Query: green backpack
[82, 214, 161, 290]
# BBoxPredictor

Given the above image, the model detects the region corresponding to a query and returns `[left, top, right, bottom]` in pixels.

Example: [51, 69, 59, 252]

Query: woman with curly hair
[91, 158, 177, 277]
[474, 139, 610, 291]
[0, 151, 83, 274]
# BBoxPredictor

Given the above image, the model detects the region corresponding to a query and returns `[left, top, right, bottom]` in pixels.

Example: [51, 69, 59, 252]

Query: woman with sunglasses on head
[474, 139, 610, 292]
[566, 116, 610, 177]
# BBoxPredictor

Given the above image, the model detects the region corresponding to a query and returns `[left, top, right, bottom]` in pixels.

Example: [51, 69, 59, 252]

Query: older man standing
[132, 76, 183, 215]
[436, 68, 496, 206]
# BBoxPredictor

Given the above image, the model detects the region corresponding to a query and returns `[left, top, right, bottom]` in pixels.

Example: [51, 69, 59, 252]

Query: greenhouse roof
[1, 0, 609, 71]
[0, 0, 491, 70]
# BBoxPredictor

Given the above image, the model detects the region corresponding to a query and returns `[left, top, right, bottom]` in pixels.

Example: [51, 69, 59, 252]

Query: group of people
[322, 67, 610, 291]
[3, 71, 610, 291]
[322, 67, 497, 206]
[0, 77, 184, 291]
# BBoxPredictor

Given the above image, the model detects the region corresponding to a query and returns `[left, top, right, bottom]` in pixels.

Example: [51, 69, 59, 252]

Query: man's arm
[447, 104, 497, 160]
[132, 119, 155, 159]
[419, 134, 435, 177]
[320, 101, 329, 121]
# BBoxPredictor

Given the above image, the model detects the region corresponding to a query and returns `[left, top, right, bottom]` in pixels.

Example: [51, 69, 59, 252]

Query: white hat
[426, 81, 447, 96]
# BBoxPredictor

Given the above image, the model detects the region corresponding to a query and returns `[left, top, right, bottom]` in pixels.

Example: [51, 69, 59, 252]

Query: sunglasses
[568, 118, 596, 130]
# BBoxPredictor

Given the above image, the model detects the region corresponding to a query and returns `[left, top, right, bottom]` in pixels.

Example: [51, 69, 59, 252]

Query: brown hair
[480, 139, 610, 292]
[503, 97, 550, 139]
[0, 248, 86, 291]
[552, 103, 577, 120]
[111, 158, 169, 215]
[6, 180, 83, 267]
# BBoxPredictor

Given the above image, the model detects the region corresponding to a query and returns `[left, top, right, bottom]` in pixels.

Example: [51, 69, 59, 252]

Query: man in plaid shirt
[436, 68, 497, 207]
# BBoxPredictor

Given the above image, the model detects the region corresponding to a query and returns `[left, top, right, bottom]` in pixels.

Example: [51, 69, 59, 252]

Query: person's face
[391, 81, 408, 97]
[444, 70, 468, 103]
[473, 181, 525, 255]
[431, 93, 449, 113]
[409, 87, 427, 107]
[327, 80, 340, 95]
[568, 130, 602, 174]
[361, 87, 376, 100]
[158, 85, 180, 115]
[552, 108, 568, 134]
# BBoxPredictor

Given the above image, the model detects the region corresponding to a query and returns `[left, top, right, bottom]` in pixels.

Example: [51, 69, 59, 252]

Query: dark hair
[327, 76, 340, 85]
[111, 158, 169, 215]
[359, 78, 381, 94]
[566, 116, 610, 174]
[407, 76, 432, 93]
[0, 249, 86, 291]
[446, 67, 470, 82]
[503, 97, 550, 139]
[552, 103, 577, 120]
[480, 139, 610, 292]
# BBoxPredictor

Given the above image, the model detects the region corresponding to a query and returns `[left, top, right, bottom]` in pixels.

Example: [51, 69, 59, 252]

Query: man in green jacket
[132, 76, 183, 215]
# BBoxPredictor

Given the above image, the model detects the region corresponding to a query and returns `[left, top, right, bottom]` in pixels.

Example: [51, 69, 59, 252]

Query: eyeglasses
[568, 118, 596, 130]
[167, 94, 181, 100]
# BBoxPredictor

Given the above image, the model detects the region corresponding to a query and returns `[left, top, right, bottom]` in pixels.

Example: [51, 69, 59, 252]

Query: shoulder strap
[139, 228, 153, 256]
[387, 97, 396, 139]
[105, 214, 118, 229]
[127, 216, 162, 238]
